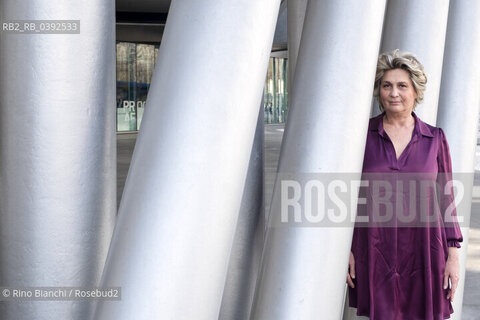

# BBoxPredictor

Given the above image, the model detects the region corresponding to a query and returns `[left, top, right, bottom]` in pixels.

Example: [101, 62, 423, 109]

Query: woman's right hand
[346, 251, 355, 288]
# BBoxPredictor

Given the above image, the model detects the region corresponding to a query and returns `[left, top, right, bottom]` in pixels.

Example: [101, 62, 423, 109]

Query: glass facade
[116, 42, 288, 131]
[116, 41, 159, 132]
[264, 57, 288, 124]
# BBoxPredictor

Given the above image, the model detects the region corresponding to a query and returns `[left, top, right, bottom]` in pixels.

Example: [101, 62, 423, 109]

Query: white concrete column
[377, 0, 450, 124]
[287, 0, 308, 98]
[250, 1, 386, 319]
[219, 106, 264, 320]
[436, 1, 480, 319]
[93, 0, 281, 319]
[0, 1, 116, 320]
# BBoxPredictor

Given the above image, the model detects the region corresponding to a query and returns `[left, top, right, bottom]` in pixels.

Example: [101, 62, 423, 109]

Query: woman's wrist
[447, 247, 459, 261]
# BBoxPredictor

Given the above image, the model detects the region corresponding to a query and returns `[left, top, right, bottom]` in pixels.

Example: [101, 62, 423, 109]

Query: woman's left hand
[444, 247, 460, 302]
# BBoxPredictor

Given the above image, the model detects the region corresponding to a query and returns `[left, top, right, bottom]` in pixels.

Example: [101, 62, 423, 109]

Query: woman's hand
[346, 252, 355, 288]
[444, 247, 460, 302]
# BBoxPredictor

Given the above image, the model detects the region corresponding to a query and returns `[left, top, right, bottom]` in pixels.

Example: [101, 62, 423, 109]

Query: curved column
[377, 0, 450, 124]
[287, 0, 308, 98]
[0, 1, 116, 320]
[219, 106, 264, 320]
[436, 1, 480, 319]
[250, 1, 386, 319]
[93, 0, 281, 319]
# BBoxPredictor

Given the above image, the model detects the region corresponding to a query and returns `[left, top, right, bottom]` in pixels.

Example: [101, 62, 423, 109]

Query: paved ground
[117, 133, 137, 208]
[117, 124, 479, 319]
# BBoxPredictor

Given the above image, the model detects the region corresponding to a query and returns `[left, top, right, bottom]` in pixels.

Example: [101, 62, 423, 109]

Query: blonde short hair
[373, 49, 427, 111]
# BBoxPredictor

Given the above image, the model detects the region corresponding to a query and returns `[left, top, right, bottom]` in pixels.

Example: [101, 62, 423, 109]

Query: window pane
[135, 44, 155, 130]
[116, 42, 138, 131]
[264, 57, 288, 124]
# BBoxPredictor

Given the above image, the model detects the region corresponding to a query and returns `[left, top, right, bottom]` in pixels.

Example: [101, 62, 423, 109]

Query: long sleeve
[437, 128, 463, 248]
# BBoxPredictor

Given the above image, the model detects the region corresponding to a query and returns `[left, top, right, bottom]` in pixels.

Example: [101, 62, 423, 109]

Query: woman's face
[379, 68, 418, 114]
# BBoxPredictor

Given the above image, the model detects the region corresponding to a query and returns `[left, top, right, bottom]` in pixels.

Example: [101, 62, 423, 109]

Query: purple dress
[348, 113, 463, 320]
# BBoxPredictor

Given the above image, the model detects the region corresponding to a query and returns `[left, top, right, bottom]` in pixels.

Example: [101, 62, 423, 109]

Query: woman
[347, 49, 463, 320]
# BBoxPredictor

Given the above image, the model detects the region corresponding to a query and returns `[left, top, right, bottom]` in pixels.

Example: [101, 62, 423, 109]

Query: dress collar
[369, 112, 434, 138]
